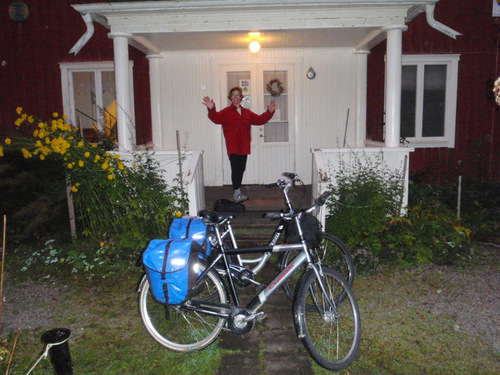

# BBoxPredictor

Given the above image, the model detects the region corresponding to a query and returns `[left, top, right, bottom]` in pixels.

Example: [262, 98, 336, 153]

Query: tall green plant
[325, 151, 404, 254]
[1, 108, 186, 263]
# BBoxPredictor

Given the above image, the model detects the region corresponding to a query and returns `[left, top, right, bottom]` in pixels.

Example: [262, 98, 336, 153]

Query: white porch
[68, 0, 459, 214]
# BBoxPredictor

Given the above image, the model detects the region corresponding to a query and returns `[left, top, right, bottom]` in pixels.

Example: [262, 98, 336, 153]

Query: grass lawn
[1, 244, 498, 374]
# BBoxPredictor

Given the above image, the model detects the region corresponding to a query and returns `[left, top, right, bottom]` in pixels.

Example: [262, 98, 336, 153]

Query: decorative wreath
[266, 78, 284, 97]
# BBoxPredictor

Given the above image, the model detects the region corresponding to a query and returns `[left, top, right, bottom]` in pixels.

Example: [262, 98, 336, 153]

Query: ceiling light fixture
[248, 32, 261, 53]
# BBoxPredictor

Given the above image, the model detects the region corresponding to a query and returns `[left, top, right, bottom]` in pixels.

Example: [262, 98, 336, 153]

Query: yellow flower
[67, 163, 73, 169]
[14, 118, 22, 127]
[52, 112, 58, 118]
[28, 115, 34, 123]
[77, 141, 84, 148]
[175, 211, 182, 218]
[63, 114, 69, 119]
[78, 160, 84, 167]
[40, 154, 45, 160]
[108, 167, 115, 173]
[21, 148, 32, 159]
[94, 155, 101, 162]
[84, 152, 90, 158]
[100, 241, 105, 247]
[71, 185, 78, 193]
[91, 143, 97, 148]
[107, 174, 115, 180]
[33, 130, 39, 137]
[113, 154, 120, 159]
[0, 146, 3, 157]
[101, 162, 109, 170]
[16, 107, 23, 115]
[4, 138, 11, 145]
[117, 162, 124, 170]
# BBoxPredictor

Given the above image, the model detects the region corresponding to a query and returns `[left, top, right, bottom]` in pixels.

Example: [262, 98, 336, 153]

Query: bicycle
[214, 172, 355, 300]
[138, 177, 361, 371]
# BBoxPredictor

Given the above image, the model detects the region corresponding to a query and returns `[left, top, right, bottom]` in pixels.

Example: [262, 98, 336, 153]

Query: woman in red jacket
[203, 86, 276, 202]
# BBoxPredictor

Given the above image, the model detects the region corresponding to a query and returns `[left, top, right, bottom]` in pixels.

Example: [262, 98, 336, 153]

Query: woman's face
[230, 90, 243, 107]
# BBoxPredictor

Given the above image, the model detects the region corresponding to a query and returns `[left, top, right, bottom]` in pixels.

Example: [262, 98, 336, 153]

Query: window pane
[227, 71, 251, 108]
[401, 65, 417, 138]
[422, 65, 446, 137]
[263, 70, 288, 142]
[101, 71, 117, 141]
[73, 71, 96, 132]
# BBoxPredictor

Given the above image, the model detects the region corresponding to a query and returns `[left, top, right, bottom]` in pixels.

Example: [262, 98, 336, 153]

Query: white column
[108, 32, 135, 151]
[353, 50, 369, 147]
[383, 25, 407, 148]
[146, 54, 164, 150]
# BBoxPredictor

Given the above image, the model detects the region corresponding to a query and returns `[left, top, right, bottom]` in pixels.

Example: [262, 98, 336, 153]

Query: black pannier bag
[142, 239, 201, 305]
[285, 213, 322, 247]
[213, 198, 246, 213]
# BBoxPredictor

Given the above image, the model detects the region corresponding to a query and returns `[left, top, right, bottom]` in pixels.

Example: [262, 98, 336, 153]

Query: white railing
[115, 150, 205, 216]
[311, 147, 413, 226]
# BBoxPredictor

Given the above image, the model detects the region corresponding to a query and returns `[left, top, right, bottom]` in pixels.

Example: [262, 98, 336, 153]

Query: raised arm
[202, 96, 215, 110]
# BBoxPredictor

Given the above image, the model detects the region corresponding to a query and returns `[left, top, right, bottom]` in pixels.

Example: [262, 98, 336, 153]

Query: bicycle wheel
[294, 267, 361, 371]
[280, 232, 355, 301]
[138, 261, 227, 352]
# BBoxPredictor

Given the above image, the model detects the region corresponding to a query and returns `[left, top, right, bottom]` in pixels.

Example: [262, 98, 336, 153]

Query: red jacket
[207, 104, 274, 155]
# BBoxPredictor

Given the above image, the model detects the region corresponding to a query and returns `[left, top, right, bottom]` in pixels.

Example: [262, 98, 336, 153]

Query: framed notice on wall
[493, 0, 500, 16]
[239, 79, 250, 95]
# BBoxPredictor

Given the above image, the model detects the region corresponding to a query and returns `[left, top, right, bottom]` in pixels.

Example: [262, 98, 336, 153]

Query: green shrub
[325, 152, 473, 271]
[1, 108, 187, 276]
[325, 151, 403, 270]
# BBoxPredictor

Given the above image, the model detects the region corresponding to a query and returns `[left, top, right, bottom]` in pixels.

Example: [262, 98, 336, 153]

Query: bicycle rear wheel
[280, 232, 355, 301]
[294, 267, 361, 371]
[138, 261, 227, 352]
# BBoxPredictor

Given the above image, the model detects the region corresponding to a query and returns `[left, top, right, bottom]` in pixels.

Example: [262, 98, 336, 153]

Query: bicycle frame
[184, 220, 338, 321]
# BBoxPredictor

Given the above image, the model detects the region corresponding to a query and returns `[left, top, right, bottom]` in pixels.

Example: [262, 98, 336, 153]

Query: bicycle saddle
[198, 209, 234, 224]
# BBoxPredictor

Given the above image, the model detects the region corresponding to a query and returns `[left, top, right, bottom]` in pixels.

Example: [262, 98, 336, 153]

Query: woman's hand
[268, 100, 276, 113]
[202, 96, 215, 110]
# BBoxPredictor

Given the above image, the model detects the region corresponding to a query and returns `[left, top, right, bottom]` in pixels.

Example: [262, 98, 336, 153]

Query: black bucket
[41, 328, 73, 375]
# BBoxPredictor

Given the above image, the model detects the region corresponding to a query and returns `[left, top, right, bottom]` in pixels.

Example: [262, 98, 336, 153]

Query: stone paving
[216, 264, 314, 375]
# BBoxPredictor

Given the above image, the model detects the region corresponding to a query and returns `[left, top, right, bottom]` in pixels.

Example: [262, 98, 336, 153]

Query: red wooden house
[1, 0, 498, 191]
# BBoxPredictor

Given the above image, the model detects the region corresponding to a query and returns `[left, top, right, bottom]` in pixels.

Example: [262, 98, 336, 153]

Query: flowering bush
[1, 108, 186, 265]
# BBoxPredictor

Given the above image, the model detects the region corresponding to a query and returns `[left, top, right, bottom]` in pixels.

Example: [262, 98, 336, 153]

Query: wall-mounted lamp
[306, 67, 316, 79]
[248, 32, 261, 53]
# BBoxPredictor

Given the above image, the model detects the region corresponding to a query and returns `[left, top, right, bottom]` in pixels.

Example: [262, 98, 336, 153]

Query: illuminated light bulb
[249, 40, 260, 53]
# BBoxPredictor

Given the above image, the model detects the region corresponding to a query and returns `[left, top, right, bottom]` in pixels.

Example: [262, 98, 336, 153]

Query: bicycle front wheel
[280, 232, 355, 301]
[138, 261, 227, 352]
[294, 267, 361, 371]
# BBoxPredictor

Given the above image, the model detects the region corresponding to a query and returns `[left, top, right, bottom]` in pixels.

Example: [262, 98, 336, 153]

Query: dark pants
[229, 154, 248, 190]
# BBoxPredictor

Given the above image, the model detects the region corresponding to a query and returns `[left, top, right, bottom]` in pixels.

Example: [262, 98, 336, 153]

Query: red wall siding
[367, 0, 500, 183]
[0, 0, 151, 144]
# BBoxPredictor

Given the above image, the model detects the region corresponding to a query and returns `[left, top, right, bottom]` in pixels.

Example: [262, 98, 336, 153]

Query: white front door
[220, 64, 295, 185]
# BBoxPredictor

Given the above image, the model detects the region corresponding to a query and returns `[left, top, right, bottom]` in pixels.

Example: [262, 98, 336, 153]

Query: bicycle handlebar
[315, 191, 332, 207]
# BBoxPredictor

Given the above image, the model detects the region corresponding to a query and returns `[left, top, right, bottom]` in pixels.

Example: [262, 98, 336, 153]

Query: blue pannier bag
[169, 217, 212, 257]
[143, 239, 201, 305]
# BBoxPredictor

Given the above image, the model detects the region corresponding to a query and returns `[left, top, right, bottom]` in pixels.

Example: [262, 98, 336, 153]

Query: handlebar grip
[315, 191, 332, 206]
[282, 172, 296, 180]
[265, 182, 279, 188]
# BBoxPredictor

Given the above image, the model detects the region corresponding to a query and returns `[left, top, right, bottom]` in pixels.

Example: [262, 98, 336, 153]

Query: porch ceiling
[72, 0, 436, 54]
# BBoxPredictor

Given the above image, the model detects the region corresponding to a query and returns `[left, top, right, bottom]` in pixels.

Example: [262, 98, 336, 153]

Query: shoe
[233, 189, 249, 203]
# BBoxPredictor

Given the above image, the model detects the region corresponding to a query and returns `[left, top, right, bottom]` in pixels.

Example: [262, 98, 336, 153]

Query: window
[60, 62, 134, 143]
[400, 55, 459, 148]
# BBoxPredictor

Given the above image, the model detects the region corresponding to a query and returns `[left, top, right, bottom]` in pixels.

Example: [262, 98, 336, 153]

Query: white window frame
[59, 61, 134, 134]
[401, 54, 460, 148]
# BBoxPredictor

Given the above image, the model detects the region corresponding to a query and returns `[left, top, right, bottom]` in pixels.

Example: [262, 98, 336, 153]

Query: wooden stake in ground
[0, 215, 6, 329]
